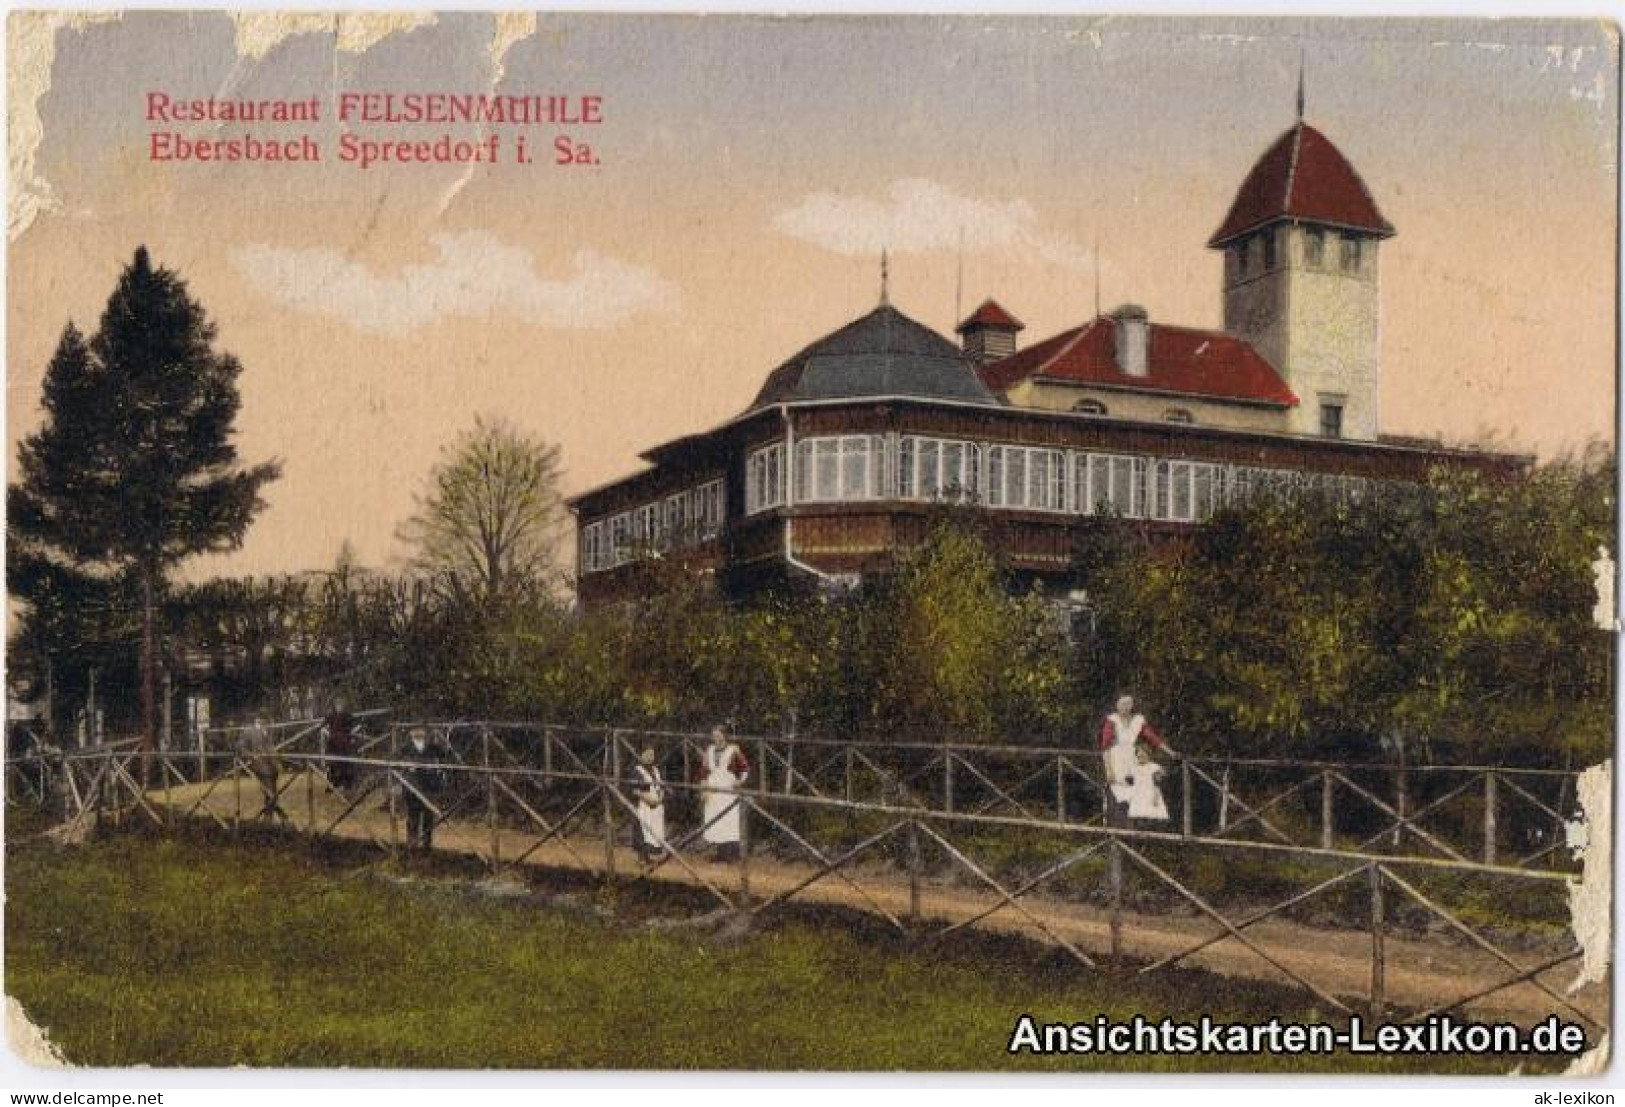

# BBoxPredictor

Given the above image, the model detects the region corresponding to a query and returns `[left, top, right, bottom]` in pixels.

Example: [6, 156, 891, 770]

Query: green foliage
[397, 415, 566, 605]
[8, 248, 280, 738]
[1095, 447, 1614, 764]
[865, 525, 1074, 739]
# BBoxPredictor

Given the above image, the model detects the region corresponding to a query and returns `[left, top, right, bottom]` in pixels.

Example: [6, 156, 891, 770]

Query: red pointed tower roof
[956, 298, 1024, 333]
[1208, 122, 1394, 247]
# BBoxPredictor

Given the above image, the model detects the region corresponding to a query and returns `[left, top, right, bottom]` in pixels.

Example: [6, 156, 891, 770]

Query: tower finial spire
[879, 248, 890, 305]
[1093, 238, 1101, 318]
[1296, 50, 1306, 121]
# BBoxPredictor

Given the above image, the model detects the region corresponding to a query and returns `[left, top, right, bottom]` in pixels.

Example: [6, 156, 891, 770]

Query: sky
[6, 12, 1618, 579]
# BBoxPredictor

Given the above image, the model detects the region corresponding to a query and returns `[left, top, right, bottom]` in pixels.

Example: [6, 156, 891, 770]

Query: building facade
[571, 115, 1523, 606]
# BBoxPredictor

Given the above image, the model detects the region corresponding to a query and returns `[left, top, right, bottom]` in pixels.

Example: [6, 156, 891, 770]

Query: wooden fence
[4, 718, 1599, 1033]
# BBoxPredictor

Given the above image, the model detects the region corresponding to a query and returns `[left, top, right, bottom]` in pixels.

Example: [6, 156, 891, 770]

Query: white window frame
[899, 435, 979, 504]
[746, 443, 786, 515]
[985, 444, 1066, 512]
[794, 436, 883, 503]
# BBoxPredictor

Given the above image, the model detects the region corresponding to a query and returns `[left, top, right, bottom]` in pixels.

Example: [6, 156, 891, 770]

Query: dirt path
[150, 770, 1607, 1029]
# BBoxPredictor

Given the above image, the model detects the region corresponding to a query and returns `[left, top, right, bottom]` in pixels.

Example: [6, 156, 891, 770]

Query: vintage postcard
[2, 10, 1617, 1082]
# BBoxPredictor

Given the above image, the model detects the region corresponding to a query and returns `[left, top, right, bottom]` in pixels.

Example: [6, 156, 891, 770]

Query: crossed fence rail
[4, 716, 1601, 1032]
[215, 719, 1581, 872]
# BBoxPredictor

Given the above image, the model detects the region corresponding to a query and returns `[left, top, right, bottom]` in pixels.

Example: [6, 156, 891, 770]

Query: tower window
[1339, 233, 1362, 272]
[1319, 401, 1345, 439]
[1234, 239, 1250, 277]
[1304, 227, 1325, 267]
[1261, 230, 1277, 270]
[1164, 408, 1194, 424]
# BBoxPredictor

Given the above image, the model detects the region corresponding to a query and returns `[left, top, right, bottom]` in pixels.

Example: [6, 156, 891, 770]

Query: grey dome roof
[748, 304, 1000, 411]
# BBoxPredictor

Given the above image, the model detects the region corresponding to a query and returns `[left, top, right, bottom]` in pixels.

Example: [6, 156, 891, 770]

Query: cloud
[774, 178, 1094, 271]
[230, 231, 679, 335]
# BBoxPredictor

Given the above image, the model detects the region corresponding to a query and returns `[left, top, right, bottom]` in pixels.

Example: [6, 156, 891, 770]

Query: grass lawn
[4, 810, 1537, 1073]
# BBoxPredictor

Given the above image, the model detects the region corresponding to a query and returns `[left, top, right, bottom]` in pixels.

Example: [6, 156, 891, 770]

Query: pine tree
[8, 247, 281, 751]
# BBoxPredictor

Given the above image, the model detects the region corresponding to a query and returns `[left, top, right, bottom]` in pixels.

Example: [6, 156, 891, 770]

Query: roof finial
[953, 227, 964, 324]
[1296, 50, 1306, 121]
[879, 248, 890, 306]
[1093, 237, 1101, 319]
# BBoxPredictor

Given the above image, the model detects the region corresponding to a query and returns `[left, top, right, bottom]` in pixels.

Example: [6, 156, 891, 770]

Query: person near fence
[698, 724, 749, 861]
[239, 716, 288, 823]
[629, 746, 667, 862]
[1125, 744, 1171, 825]
[400, 727, 447, 850]
[1100, 695, 1176, 828]
[322, 700, 356, 791]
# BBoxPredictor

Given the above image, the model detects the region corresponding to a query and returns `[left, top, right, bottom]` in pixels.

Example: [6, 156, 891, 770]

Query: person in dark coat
[400, 727, 446, 850]
[322, 700, 356, 791]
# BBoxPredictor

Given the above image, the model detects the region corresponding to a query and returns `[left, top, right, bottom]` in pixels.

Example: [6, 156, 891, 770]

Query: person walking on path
[400, 727, 447, 851]
[629, 746, 668, 863]
[239, 716, 288, 823]
[322, 699, 356, 792]
[698, 725, 749, 861]
[1100, 694, 1177, 828]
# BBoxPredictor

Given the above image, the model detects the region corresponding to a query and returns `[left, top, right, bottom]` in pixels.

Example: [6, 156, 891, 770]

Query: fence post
[306, 749, 316, 836]
[95, 754, 108, 830]
[387, 728, 400, 856]
[845, 745, 855, 804]
[1392, 764, 1408, 848]
[485, 727, 500, 870]
[233, 753, 242, 830]
[907, 818, 922, 924]
[1321, 770, 1335, 850]
[1218, 765, 1232, 831]
[1483, 772, 1498, 866]
[1055, 756, 1065, 823]
[1107, 835, 1124, 961]
[944, 751, 956, 815]
[1180, 760, 1193, 838]
[602, 733, 618, 878]
[737, 797, 751, 908]
[161, 751, 172, 826]
[1368, 863, 1386, 1018]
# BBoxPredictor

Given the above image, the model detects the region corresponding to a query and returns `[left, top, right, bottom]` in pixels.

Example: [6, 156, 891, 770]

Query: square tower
[1209, 122, 1394, 440]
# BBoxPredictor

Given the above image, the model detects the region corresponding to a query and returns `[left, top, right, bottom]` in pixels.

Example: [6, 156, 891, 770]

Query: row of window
[581, 438, 1386, 574]
[1233, 226, 1364, 278]
[1071, 398, 1195, 425]
[580, 479, 725, 573]
[747, 435, 1380, 523]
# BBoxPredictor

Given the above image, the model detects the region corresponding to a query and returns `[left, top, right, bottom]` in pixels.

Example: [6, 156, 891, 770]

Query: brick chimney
[1112, 304, 1149, 377]
[955, 298, 1024, 365]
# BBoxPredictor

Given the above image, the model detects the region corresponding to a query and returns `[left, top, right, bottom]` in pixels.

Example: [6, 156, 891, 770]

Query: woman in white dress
[1098, 694, 1177, 827]
[630, 746, 667, 862]
[698, 725, 749, 860]
[1126, 745, 1170, 823]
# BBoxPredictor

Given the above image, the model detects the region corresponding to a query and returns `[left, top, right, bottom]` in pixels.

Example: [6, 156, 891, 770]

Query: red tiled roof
[979, 316, 1299, 408]
[1209, 122, 1394, 247]
[956, 298, 1024, 333]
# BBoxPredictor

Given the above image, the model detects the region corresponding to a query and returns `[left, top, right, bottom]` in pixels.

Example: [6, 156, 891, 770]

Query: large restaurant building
[570, 112, 1524, 607]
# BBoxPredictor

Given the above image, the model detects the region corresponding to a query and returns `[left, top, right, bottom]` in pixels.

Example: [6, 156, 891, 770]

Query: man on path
[239, 715, 287, 823]
[400, 727, 447, 851]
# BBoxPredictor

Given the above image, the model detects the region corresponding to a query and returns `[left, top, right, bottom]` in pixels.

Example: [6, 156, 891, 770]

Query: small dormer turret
[956, 299, 1024, 365]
